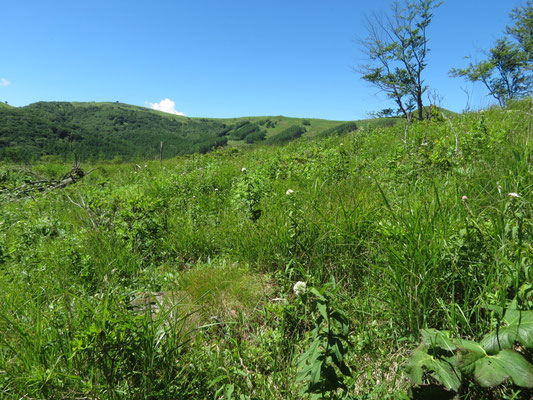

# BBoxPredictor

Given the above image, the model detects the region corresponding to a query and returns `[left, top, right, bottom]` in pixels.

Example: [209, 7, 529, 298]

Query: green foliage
[232, 168, 266, 221]
[113, 195, 168, 262]
[507, 1, 533, 60]
[450, 39, 531, 107]
[357, 0, 441, 119]
[317, 122, 357, 138]
[296, 283, 352, 399]
[450, 2, 532, 106]
[0, 101, 229, 161]
[266, 126, 306, 144]
[0, 101, 532, 398]
[228, 121, 261, 140]
[244, 129, 266, 144]
[407, 305, 533, 395]
[265, 119, 277, 128]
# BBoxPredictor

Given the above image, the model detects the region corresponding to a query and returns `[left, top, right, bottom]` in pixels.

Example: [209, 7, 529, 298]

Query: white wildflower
[293, 281, 307, 295]
[508, 192, 520, 198]
[241, 167, 246, 172]
[461, 195, 468, 201]
[286, 189, 294, 195]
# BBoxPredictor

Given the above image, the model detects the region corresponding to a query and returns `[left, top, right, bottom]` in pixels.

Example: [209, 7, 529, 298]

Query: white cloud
[146, 98, 185, 116]
[0, 78, 11, 87]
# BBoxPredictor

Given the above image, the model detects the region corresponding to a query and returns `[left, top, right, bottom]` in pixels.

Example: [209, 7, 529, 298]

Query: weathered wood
[3, 164, 96, 198]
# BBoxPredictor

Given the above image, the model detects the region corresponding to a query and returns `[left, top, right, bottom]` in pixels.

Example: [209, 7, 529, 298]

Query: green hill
[0, 101, 230, 162]
[0, 101, 385, 162]
[0, 100, 459, 163]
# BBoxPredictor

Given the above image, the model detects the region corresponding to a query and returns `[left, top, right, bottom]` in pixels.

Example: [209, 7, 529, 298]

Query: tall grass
[0, 100, 531, 398]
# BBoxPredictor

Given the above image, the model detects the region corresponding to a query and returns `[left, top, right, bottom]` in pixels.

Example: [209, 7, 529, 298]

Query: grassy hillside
[0, 100, 531, 399]
[0, 101, 231, 162]
[1, 101, 454, 163]
[0, 101, 404, 163]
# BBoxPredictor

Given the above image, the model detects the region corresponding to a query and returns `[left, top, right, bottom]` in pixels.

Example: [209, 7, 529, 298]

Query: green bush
[244, 130, 266, 143]
[266, 125, 306, 144]
[317, 121, 357, 138]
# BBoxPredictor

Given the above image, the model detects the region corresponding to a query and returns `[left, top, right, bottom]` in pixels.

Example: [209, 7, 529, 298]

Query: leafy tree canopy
[450, 1, 533, 106]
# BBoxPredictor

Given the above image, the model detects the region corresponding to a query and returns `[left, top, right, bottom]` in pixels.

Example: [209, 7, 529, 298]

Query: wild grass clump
[0, 100, 531, 398]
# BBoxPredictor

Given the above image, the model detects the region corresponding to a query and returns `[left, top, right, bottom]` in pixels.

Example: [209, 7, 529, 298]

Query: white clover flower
[286, 189, 294, 195]
[214, 188, 219, 192]
[293, 281, 307, 295]
[508, 192, 520, 198]
[144, 164, 148, 168]
[241, 167, 246, 172]
[461, 195, 468, 201]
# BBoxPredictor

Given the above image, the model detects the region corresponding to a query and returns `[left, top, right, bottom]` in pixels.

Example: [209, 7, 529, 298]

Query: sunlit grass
[0, 100, 531, 398]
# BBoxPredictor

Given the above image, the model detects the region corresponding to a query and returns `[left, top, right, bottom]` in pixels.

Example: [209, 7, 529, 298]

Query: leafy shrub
[232, 168, 266, 221]
[407, 305, 533, 395]
[244, 130, 266, 143]
[266, 126, 306, 144]
[194, 136, 228, 154]
[114, 195, 168, 262]
[228, 122, 261, 140]
[317, 122, 357, 138]
[265, 120, 276, 128]
[296, 282, 352, 398]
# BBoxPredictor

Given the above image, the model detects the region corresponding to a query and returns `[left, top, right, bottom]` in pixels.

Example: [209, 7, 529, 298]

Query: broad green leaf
[310, 359, 323, 384]
[332, 342, 343, 363]
[224, 384, 234, 398]
[317, 302, 328, 321]
[456, 338, 487, 376]
[421, 329, 456, 352]
[472, 350, 533, 388]
[503, 309, 533, 347]
[455, 339, 486, 356]
[405, 345, 461, 391]
[310, 288, 326, 301]
[481, 309, 533, 353]
[406, 345, 431, 385]
[297, 338, 321, 380]
[426, 357, 461, 392]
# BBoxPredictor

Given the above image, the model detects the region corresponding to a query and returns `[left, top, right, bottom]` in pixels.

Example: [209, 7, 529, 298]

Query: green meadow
[0, 100, 532, 399]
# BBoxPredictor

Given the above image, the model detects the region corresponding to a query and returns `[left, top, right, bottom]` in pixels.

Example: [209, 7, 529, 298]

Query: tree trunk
[417, 91, 424, 120]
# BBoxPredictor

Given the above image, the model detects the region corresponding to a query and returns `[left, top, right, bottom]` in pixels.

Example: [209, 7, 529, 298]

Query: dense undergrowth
[0, 100, 531, 399]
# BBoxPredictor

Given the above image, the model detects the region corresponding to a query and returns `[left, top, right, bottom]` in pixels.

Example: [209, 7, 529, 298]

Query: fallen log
[2, 163, 96, 198]
[49, 165, 88, 190]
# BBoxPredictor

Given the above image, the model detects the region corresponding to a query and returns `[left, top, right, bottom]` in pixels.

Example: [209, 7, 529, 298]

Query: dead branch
[2, 161, 97, 198]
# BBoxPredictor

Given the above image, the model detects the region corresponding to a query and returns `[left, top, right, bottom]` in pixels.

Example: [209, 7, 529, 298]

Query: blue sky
[1, 0, 525, 120]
